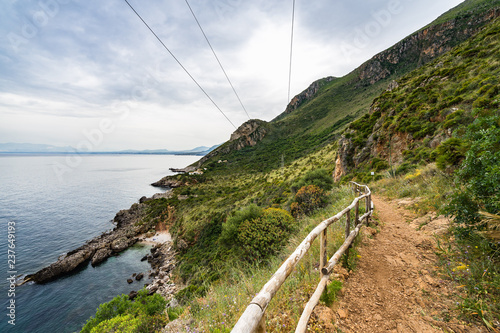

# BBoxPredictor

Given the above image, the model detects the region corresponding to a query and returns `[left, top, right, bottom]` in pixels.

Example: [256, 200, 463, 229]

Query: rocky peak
[230, 119, 263, 142]
[229, 119, 267, 150]
[283, 76, 335, 115]
[197, 119, 268, 166]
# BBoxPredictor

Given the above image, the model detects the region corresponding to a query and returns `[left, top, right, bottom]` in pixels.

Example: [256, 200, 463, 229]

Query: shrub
[320, 280, 343, 307]
[291, 185, 328, 218]
[219, 205, 262, 247]
[370, 158, 389, 171]
[237, 208, 295, 259]
[291, 168, 334, 192]
[90, 314, 140, 333]
[433, 138, 467, 171]
[80, 289, 167, 333]
[446, 116, 500, 237]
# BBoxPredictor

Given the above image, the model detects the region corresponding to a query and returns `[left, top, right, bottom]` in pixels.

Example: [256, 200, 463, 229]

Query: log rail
[231, 182, 373, 333]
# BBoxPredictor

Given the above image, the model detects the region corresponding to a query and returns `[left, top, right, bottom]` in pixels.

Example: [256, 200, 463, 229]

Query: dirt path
[328, 195, 485, 333]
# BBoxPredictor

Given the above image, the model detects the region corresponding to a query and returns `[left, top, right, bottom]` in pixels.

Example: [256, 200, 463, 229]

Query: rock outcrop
[151, 177, 186, 189]
[229, 119, 268, 149]
[333, 134, 355, 182]
[195, 119, 268, 166]
[282, 77, 335, 115]
[355, 8, 500, 87]
[24, 199, 155, 284]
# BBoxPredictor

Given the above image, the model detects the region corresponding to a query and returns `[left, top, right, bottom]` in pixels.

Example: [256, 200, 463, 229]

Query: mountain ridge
[199, 0, 500, 172]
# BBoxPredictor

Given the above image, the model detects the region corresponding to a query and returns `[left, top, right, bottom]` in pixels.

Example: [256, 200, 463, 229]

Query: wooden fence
[231, 182, 373, 333]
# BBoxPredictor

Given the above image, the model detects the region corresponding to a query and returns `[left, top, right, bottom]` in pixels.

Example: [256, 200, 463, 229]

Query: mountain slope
[200, 0, 500, 173]
[333, 15, 500, 181]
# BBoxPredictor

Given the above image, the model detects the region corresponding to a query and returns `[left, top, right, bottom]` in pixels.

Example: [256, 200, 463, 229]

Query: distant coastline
[0, 151, 209, 156]
[0, 142, 220, 156]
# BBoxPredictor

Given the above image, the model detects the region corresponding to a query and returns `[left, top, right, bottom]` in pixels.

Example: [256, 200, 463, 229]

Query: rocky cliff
[334, 13, 500, 181]
[354, 7, 500, 87]
[198, 119, 268, 165]
[280, 77, 335, 116]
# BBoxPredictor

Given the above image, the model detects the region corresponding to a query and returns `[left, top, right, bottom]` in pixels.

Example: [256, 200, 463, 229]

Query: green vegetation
[219, 204, 262, 248]
[238, 208, 295, 259]
[290, 168, 333, 192]
[319, 280, 343, 307]
[290, 185, 328, 218]
[80, 289, 167, 333]
[446, 114, 500, 237]
[344, 16, 500, 181]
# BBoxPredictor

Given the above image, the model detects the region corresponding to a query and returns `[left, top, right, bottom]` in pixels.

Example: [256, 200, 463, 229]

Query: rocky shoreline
[23, 190, 174, 285]
[132, 240, 179, 301]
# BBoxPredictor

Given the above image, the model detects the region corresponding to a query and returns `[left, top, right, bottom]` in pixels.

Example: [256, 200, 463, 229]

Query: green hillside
[339, 15, 500, 180]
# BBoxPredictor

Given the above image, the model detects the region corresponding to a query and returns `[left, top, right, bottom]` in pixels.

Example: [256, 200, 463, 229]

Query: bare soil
[314, 195, 486, 333]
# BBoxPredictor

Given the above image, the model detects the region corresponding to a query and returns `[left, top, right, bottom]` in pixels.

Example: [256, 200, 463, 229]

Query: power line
[287, 0, 296, 104]
[122, 0, 237, 129]
[185, 0, 251, 120]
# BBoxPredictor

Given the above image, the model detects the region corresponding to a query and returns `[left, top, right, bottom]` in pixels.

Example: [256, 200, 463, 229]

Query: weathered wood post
[365, 193, 371, 226]
[345, 209, 351, 258]
[257, 313, 266, 333]
[320, 228, 327, 274]
[355, 200, 360, 226]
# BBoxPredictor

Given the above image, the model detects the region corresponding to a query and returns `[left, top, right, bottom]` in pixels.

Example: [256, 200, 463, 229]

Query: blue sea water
[0, 154, 200, 332]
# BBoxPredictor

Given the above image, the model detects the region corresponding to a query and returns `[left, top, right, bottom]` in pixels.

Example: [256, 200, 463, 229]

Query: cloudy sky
[0, 0, 464, 151]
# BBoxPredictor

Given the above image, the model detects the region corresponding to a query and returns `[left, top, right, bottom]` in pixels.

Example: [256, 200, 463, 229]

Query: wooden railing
[231, 182, 373, 333]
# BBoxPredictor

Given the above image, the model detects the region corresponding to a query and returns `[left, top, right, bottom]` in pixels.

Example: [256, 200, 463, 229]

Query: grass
[435, 234, 500, 329]
[371, 163, 454, 215]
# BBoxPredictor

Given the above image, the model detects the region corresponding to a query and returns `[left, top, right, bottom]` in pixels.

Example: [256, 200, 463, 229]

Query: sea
[0, 154, 200, 333]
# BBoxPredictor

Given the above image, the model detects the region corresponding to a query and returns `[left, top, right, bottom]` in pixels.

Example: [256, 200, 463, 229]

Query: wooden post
[345, 209, 351, 259]
[365, 195, 370, 226]
[355, 200, 359, 226]
[256, 312, 266, 333]
[320, 228, 327, 274]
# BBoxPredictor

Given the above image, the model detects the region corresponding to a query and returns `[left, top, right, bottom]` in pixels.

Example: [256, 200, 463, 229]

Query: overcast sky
[0, 0, 464, 151]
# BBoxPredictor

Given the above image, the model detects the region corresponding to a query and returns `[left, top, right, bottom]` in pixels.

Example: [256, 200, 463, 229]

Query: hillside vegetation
[82, 1, 500, 331]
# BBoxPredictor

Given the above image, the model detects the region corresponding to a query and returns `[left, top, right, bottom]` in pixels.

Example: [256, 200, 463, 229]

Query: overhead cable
[287, 0, 296, 104]
[185, 0, 251, 120]
[123, 0, 237, 129]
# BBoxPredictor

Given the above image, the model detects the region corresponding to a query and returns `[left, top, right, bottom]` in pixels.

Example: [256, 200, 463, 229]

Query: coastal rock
[135, 273, 144, 281]
[24, 201, 149, 284]
[113, 203, 148, 229]
[91, 247, 112, 266]
[147, 284, 158, 295]
[127, 278, 133, 284]
[25, 248, 94, 284]
[151, 191, 173, 200]
[111, 237, 134, 253]
[151, 177, 185, 189]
